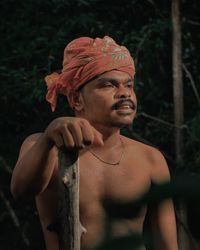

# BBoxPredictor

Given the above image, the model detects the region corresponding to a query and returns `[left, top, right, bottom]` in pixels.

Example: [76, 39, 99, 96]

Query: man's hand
[44, 117, 104, 149]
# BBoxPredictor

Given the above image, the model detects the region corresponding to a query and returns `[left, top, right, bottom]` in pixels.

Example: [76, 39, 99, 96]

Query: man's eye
[126, 83, 133, 88]
[104, 82, 114, 88]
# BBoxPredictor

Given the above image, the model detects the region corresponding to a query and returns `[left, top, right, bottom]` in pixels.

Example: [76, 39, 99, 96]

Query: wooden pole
[57, 148, 81, 250]
[172, 0, 184, 164]
[172, 1, 189, 250]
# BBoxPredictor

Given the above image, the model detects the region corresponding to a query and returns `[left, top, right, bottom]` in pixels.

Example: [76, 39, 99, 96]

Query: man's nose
[114, 85, 131, 99]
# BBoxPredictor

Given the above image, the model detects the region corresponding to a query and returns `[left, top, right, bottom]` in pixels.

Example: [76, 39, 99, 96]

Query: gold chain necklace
[88, 138, 124, 166]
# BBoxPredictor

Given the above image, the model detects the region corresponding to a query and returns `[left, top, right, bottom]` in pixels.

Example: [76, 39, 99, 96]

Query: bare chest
[79, 154, 151, 211]
[78, 154, 151, 249]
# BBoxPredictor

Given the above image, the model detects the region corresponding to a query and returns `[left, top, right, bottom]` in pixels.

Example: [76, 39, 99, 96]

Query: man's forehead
[95, 70, 134, 82]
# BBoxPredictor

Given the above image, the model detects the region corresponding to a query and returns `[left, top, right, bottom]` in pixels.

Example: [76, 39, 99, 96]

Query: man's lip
[117, 105, 132, 110]
[112, 100, 136, 110]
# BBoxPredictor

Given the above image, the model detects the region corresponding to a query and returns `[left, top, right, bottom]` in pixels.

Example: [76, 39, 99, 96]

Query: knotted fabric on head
[45, 36, 135, 111]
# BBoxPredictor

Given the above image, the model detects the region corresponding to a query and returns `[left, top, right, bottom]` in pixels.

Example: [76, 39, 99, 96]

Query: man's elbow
[10, 179, 27, 201]
[10, 178, 40, 201]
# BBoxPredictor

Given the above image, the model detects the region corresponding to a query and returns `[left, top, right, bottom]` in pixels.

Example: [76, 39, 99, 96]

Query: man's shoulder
[122, 136, 170, 182]
[23, 132, 43, 144]
[122, 135, 168, 170]
[18, 133, 44, 158]
[122, 135, 162, 158]
[19, 133, 44, 151]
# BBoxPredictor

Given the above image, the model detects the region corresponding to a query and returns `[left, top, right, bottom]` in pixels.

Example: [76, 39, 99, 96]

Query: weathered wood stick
[57, 148, 81, 250]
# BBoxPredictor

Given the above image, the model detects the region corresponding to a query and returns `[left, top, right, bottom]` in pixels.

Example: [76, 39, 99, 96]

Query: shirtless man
[11, 36, 178, 250]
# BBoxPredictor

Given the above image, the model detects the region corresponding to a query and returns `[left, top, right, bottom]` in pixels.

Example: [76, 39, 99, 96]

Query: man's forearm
[11, 133, 57, 200]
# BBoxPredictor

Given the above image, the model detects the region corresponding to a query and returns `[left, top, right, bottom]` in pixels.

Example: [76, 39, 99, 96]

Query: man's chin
[110, 116, 135, 128]
[113, 109, 136, 120]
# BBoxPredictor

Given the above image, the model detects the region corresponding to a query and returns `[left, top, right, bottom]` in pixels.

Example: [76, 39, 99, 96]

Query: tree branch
[182, 63, 200, 107]
[146, 0, 165, 18]
[184, 19, 200, 26]
[0, 156, 12, 174]
[137, 112, 187, 129]
[0, 190, 30, 247]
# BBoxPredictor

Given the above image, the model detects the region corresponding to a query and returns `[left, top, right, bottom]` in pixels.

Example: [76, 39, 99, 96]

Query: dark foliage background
[0, 0, 200, 249]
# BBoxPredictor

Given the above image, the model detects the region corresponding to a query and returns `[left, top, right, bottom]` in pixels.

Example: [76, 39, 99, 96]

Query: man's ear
[67, 90, 84, 112]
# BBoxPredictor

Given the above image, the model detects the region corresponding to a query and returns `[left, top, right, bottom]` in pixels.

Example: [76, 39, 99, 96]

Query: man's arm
[11, 132, 58, 200]
[149, 149, 179, 250]
[11, 117, 103, 200]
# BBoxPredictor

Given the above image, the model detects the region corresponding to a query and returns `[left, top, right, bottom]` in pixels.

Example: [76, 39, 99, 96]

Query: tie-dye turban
[45, 36, 135, 111]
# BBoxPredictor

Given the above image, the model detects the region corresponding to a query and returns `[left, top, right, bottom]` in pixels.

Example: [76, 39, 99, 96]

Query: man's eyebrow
[96, 77, 133, 84]
[97, 77, 117, 83]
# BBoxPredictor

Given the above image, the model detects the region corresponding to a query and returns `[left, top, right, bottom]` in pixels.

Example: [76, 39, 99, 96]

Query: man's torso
[36, 136, 154, 250]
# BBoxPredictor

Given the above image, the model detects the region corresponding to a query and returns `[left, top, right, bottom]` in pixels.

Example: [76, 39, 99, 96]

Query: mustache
[112, 99, 137, 110]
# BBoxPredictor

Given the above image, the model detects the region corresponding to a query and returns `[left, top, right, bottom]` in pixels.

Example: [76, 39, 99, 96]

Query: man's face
[78, 70, 137, 128]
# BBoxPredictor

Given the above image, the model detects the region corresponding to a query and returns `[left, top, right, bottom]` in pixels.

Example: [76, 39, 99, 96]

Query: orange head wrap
[45, 36, 135, 111]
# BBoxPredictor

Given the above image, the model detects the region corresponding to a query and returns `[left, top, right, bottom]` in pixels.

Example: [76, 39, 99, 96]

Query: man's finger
[80, 122, 94, 146]
[92, 128, 104, 146]
[61, 127, 75, 148]
[52, 132, 64, 148]
[68, 123, 83, 148]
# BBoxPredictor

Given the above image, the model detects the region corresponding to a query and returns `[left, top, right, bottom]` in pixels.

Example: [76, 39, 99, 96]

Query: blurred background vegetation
[0, 0, 200, 249]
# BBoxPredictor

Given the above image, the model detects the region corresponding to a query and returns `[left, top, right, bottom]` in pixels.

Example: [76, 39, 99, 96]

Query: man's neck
[90, 122, 121, 149]
[75, 114, 122, 148]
